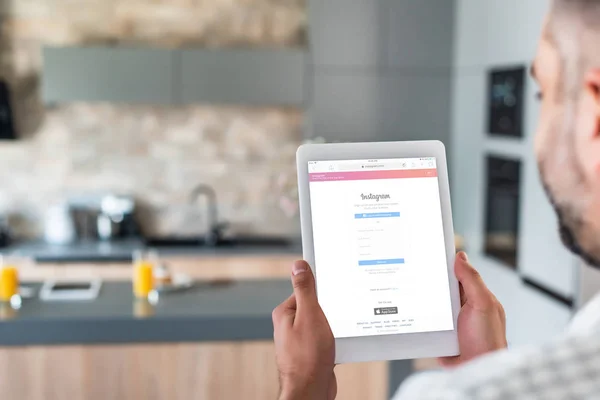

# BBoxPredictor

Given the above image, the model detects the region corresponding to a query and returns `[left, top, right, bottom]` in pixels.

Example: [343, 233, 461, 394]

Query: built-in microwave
[484, 154, 522, 269]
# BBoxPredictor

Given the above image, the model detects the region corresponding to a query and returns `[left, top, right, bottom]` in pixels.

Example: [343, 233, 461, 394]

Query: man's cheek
[534, 116, 549, 161]
[534, 104, 556, 162]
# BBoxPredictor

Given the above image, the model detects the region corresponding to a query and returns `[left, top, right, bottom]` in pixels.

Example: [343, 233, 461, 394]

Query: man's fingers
[272, 294, 297, 329]
[291, 260, 318, 312]
[438, 355, 462, 369]
[454, 252, 494, 309]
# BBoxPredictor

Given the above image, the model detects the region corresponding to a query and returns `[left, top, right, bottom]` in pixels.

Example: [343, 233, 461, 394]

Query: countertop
[0, 279, 413, 397]
[3, 238, 303, 263]
[0, 280, 292, 346]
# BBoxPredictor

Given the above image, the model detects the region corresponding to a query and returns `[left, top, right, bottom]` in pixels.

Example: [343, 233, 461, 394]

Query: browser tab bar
[310, 158, 437, 173]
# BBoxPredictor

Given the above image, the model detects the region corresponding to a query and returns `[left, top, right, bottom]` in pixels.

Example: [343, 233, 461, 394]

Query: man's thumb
[454, 252, 492, 307]
[291, 260, 317, 307]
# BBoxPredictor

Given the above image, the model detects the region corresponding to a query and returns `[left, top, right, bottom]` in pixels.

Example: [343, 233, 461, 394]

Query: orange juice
[133, 261, 154, 298]
[0, 267, 18, 302]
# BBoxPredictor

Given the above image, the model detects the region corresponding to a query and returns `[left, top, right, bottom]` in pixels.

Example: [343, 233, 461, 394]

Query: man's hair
[551, 0, 600, 93]
[547, 0, 600, 63]
[552, 0, 600, 24]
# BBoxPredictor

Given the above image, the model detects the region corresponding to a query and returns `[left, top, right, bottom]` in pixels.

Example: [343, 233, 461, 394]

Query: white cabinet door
[473, 254, 572, 347]
[510, 282, 573, 346]
[518, 153, 578, 299]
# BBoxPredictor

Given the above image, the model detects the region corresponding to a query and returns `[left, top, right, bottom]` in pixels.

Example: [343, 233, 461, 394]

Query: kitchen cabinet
[576, 262, 600, 308]
[312, 73, 452, 142]
[454, 0, 488, 68]
[310, 0, 386, 68]
[42, 47, 306, 106]
[518, 148, 577, 300]
[180, 49, 306, 106]
[511, 283, 573, 345]
[471, 253, 573, 347]
[311, 0, 455, 69]
[484, 0, 547, 67]
[0, 343, 388, 400]
[450, 72, 486, 254]
[386, 0, 455, 69]
[42, 47, 177, 104]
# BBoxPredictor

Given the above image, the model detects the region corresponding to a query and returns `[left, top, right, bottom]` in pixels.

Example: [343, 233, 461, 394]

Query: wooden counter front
[0, 254, 391, 400]
[0, 342, 388, 400]
[15, 254, 300, 282]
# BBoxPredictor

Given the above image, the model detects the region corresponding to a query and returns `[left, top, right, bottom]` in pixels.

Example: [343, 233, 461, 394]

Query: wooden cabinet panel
[0, 342, 388, 400]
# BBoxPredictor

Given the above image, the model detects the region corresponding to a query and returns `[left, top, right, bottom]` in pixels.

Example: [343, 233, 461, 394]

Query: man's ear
[579, 69, 600, 179]
[585, 70, 600, 137]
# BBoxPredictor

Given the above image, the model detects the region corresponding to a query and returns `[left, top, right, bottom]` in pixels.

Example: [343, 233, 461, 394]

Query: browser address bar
[337, 161, 408, 171]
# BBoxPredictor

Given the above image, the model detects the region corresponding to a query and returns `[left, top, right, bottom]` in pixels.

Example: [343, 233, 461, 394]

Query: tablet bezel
[297, 140, 460, 364]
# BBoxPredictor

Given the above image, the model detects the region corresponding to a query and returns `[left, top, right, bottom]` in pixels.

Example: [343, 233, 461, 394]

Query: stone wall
[0, 0, 306, 238]
[0, 0, 306, 47]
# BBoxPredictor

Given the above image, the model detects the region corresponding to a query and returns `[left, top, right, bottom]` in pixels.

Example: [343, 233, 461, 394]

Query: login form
[308, 158, 454, 339]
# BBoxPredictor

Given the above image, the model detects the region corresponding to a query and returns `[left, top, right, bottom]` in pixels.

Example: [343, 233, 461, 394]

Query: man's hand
[439, 252, 508, 368]
[272, 260, 336, 400]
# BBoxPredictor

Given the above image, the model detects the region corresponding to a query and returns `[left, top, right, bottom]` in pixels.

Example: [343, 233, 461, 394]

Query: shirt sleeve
[389, 346, 533, 400]
[389, 298, 600, 400]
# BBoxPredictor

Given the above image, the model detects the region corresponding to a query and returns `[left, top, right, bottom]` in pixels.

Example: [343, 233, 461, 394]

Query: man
[272, 0, 600, 398]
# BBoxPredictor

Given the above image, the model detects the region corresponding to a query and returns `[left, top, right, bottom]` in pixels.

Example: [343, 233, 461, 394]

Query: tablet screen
[308, 157, 454, 339]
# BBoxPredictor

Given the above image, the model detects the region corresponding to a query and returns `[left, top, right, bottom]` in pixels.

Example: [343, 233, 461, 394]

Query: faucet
[189, 184, 226, 246]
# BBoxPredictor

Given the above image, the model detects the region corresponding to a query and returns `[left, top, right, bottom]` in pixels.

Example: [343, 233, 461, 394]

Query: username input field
[354, 212, 400, 219]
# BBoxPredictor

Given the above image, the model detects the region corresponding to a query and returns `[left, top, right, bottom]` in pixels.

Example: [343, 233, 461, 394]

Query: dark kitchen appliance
[0, 215, 11, 248]
[487, 66, 526, 138]
[100, 195, 141, 239]
[484, 155, 522, 269]
[70, 206, 100, 241]
[69, 195, 141, 241]
[0, 80, 16, 140]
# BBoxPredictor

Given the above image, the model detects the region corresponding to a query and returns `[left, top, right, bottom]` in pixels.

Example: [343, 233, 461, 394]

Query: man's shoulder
[395, 335, 600, 400]
[453, 334, 600, 399]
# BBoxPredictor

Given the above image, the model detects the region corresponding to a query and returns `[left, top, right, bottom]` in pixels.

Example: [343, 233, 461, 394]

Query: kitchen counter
[0, 280, 290, 346]
[4, 238, 303, 263]
[0, 278, 411, 400]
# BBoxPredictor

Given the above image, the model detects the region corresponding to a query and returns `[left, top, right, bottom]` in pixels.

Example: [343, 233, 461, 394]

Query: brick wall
[0, 0, 306, 238]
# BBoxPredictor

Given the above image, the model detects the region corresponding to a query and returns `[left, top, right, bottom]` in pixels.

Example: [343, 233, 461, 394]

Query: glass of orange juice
[132, 249, 157, 299]
[0, 255, 30, 308]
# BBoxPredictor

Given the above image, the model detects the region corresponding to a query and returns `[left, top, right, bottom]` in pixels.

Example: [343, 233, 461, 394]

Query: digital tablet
[297, 141, 460, 364]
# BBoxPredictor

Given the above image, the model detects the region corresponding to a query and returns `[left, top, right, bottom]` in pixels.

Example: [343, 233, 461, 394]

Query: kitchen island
[0, 253, 413, 400]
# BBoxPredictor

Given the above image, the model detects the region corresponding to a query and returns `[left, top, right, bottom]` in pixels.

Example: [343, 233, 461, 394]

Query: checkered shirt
[393, 294, 600, 400]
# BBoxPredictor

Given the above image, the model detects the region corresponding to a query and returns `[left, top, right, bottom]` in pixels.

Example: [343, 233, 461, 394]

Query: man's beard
[542, 180, 600, 267]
